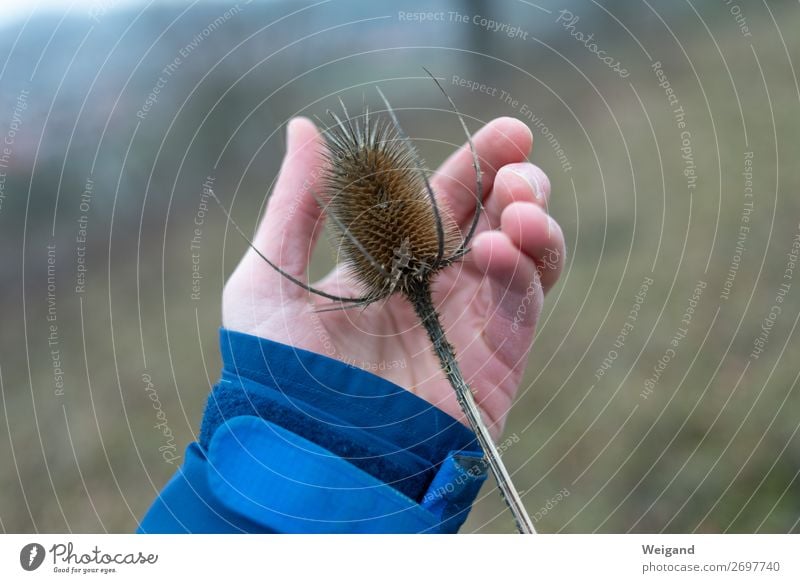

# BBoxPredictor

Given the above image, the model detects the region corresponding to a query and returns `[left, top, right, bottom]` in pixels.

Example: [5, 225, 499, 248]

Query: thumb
[245, 117, 326, 287]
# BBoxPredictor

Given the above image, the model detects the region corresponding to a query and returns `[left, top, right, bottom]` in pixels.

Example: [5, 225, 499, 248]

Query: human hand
[222, 116, 565, 440]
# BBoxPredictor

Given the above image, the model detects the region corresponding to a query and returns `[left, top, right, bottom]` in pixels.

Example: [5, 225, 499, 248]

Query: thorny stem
[408, 279, 536, 534]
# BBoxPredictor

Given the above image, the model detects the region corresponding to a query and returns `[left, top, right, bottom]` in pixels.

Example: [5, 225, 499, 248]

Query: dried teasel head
[318, 99, 460, 301]
[312, 72, 483, 309]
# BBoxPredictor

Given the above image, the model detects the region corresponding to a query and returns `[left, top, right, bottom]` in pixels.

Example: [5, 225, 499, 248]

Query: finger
[500, 202, 566, 294]
[471, 230, 544, 356]
[484, 162, 550, 228]
[432, 117, 533, 228]
[245, 117, 326, 281]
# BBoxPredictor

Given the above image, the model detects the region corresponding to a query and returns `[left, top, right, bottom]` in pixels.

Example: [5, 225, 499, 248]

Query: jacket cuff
[139, 416, 486, 533]
[186, 328, 486, 532]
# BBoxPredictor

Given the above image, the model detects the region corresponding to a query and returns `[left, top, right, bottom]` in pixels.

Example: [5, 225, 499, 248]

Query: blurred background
[1, 0, 798, 533]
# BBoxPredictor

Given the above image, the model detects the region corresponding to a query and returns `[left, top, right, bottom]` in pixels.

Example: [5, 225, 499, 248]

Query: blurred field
[0, 0, 798, 533]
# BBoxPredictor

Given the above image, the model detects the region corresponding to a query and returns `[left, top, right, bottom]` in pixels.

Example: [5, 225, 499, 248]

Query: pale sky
[0, 0, 181, 27]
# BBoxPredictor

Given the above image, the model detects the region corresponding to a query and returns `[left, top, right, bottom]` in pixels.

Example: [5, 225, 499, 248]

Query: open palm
[223, 117, 565, 440]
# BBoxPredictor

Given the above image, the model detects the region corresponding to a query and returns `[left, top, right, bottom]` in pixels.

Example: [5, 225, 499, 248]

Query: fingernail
[547, 215, 558, 238]
[509, 168, 542, 201]
[286, 117, 301, 150]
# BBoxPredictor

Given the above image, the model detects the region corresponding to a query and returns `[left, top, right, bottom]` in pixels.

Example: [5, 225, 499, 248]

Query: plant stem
[409, 279, 536, 534]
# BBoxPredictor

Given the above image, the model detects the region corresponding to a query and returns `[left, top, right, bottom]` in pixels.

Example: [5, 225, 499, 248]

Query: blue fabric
[208, 416, 445, 533]
[138, 328, 487, 533]
[137, 442, 269, 533]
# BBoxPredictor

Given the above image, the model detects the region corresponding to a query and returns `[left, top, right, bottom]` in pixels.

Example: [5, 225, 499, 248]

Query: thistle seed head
[319, 108, 459, 301]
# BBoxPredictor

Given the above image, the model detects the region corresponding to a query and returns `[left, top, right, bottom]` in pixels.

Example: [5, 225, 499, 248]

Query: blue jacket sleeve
[137, 328, 487, 533]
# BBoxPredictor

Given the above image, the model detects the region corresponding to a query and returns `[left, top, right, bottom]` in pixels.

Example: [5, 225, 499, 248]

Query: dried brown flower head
[318, 97, 461, 302]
